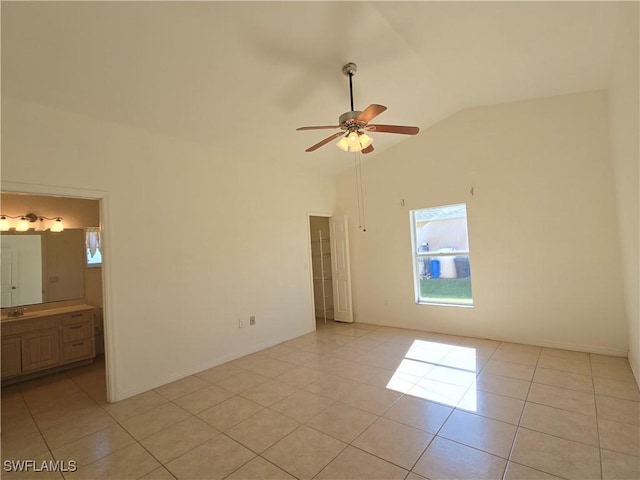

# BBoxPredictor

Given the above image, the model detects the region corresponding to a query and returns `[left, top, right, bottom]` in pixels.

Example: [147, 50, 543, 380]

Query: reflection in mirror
[0, 229, 85, 308]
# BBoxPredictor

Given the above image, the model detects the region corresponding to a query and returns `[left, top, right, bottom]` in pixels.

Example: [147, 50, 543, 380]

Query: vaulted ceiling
[1, 2, 620, 174]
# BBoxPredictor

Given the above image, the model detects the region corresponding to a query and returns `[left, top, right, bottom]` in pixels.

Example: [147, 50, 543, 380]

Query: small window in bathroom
[86, 228, 102, 268]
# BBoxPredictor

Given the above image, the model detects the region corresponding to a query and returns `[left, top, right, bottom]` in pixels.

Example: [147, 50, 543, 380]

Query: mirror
[1, 229, 85, 308]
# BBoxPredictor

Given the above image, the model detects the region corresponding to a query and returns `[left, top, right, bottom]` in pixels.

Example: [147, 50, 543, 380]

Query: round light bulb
[0, 216, 9, 232]
[16, 217, 30, 232]
[50, 218, 64, 232]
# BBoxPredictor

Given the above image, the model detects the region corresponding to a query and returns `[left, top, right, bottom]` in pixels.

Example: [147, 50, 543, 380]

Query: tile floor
[2, 321, 639, 479]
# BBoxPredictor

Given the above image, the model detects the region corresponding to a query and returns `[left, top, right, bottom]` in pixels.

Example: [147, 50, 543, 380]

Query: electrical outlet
[249, 315, 256, 326]
[239, 319, 244, 328]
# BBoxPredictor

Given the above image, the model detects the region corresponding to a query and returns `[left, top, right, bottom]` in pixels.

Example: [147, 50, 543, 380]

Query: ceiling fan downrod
[342, 62, 357, 112]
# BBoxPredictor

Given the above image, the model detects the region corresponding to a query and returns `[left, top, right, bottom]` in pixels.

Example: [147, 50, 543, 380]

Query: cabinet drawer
[62, 338, 94, 362]
[61, 320, 92, 342]
[2, 316, 60, 336]
[62, 311, 92, 326]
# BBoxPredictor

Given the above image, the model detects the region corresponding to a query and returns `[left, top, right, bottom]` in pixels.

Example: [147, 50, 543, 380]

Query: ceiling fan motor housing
[339, 110, 365, 131]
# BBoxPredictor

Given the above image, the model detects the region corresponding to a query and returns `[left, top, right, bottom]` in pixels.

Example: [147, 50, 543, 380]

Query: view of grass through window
[411, 203, 473, 306]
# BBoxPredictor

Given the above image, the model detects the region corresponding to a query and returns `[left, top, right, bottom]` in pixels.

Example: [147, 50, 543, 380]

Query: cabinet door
[1, 336, 22, 378]
[22, 328, 61, 372]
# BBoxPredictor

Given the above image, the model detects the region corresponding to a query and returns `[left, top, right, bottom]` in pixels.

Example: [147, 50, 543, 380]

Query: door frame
[307, 212, 333, 331]
[1, 181, 115, 402]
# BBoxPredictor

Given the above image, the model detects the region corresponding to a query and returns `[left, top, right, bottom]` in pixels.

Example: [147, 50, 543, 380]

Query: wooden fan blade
[296, 125, 340, 131]
[305, 131, 345, 152]
[367, 124, 419, 135]
[362, 144, 374, 154]
[356, 104, 387, 123]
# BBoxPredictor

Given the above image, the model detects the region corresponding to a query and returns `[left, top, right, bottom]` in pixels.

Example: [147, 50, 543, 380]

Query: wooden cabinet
[1, 306, 95, 383]
[22, 328, 61, 372]
[2, 336, 22, 377]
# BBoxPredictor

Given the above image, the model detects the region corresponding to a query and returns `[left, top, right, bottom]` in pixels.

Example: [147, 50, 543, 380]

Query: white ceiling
[1, 1, 620, 174]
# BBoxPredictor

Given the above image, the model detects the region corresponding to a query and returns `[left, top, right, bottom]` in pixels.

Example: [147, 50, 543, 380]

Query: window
[85, 228, 102, 268]
[410, 203, 473, 306]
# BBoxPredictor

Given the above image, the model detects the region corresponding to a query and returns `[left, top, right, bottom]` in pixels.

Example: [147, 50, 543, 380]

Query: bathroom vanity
[1, 303, 96, 384]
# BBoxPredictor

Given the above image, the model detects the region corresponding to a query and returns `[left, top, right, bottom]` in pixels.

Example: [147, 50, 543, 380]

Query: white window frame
[410, 203, 473, 307]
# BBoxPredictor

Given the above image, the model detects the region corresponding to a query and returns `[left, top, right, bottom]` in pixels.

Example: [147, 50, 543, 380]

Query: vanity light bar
[0, 213, 64, 232]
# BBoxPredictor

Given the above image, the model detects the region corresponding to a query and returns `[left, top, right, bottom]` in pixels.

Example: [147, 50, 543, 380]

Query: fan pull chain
[353, 152, 367, 232]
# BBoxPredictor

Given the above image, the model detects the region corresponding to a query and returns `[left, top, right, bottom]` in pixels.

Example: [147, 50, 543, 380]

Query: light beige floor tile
[497, 342, 541, 355]
[594, 376, 640, 401]
[457, 388, 525, 425]
[474, 372, 531, 400]
[424, 364, 477, 388]
[383, 395, 452, 434]
[276, 349, 323, 366]
[366, 368, 421, 392]
[533, 367, 594, 394]
[270, 389, 335, 422]
[119, 402, 190, 440]
[140, 416, 219, 464]
[438, 409, 517, 458]
[275, 366, 332, 388]
[262, 426, 346, 480]
[246, 358, 298, 378]
[352, 417, 433, 470]
[503, 462, 564, 479]
[598, 417, 640, 457]
[528, 382, 596, 416]
[40, 408, 117, 449]
[413, 436, 506, 480]
[226, 456, 295, 479]
[439, 349, 489, 374]
[165, 435, 255, 480]
[537, 354, 591, 376]
[51, 424, 135, 470]
[1, 430, 50, 460]
[65, 443, 160, 480]
[306, 402, 377, 443]
[304, 375, 361, 401]
[601, 449, 640, 480]
[173, 384, 235, 414]
[408, 378, 468, 407]
[215, 371, 271, 394]
[196, 396, 263, 431]
[315, 446, 408, 480]
[231, 352, 271, 370]
[240, 379, 298, 407]
[138, 467, 176, 480]
[194, 362, 246, 383]
[226, 408, 299, 453]
[103, 390, 168, 422]
[153, 375, 209, 401]
[391, 358, 435, 377]
[405, 473, 428, 480]
[510, 428, 601, 479]
[520, 402, 598, 446]
[540, 348, 590, 362]
[596, 395, 640, 425]
[592, 360, 636, 382]
[491, 348, 539, 366]
[340, 382, 402, 415]
[1, 452, 65, 480]
[482, 359, 535, 381]
[32, 400, 104, 430]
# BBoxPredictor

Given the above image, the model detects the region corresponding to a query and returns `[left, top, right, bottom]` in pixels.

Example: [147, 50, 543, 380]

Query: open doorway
[308, 213, 353, 328]
[309, 215, 334, 325]
[1, 183, 112, 402]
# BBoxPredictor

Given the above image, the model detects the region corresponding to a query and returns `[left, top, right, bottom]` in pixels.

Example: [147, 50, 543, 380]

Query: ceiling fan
[297, 62, 419, 154]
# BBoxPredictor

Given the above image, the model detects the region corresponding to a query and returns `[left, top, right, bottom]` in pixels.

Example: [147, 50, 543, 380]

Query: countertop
[1, 304, 95, 323]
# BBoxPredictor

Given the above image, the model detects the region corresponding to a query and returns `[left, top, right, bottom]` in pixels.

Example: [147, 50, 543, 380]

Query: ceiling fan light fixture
[336, 131, 373, 152]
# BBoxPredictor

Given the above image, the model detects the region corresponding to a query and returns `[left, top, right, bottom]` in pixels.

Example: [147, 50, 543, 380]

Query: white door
[1, 248, 18, 307]
[330, 216, 353, 323]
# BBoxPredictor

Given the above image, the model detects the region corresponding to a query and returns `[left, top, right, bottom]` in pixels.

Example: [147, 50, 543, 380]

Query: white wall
[336, 90, 628, 355]
[1, 97, 336, 401]
[608, 3, 640, 384]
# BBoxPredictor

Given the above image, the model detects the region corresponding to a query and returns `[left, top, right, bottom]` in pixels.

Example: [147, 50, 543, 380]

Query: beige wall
[336, 90, 628, 355]
[608, 3, 639, 384]
[1, 97, 336, 401]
